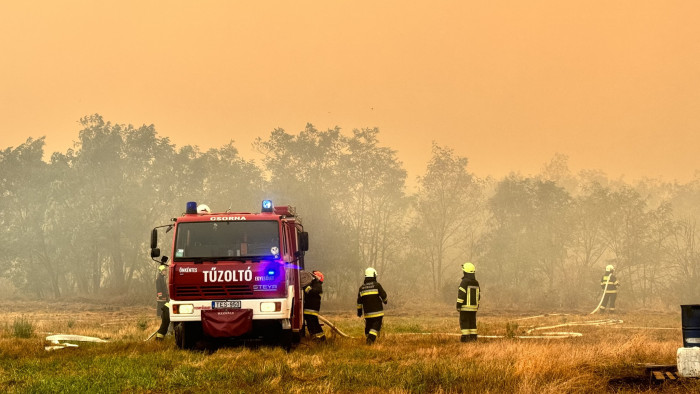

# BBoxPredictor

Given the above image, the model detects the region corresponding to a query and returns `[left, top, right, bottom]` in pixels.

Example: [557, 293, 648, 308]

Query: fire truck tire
[281, 329, 293, 352]
[175, 322, 202, 350]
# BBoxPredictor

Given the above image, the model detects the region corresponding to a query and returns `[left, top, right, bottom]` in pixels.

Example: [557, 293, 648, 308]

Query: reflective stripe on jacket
[156, 273, 169, 302]
[456, 273, 480, 311]
[601, 271, 619, 293]
[303, 279, 323, 313]
[357, 278, 387, 318]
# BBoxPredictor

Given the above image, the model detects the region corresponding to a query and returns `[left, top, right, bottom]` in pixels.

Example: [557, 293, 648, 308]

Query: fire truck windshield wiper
[187, 256, 275, 263]
[188, 258, 216, 264]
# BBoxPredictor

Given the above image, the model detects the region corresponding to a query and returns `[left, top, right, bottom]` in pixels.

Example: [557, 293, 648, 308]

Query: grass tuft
[12, 316, 34, 338]
[137, 317, 148, 331]
[505, 321, 519, 338]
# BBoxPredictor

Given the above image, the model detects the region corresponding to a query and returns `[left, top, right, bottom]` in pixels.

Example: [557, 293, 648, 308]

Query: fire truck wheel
[281, 329, 293, 352]
[175, 322, 202, 350]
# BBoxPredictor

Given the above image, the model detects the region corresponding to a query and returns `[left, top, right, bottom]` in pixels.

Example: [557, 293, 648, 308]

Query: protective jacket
[155, 269, 170, 327]
[156, 273, 169, 302]
[456, 272, 480, 311]
[357, 277, 388, 318]
[600, 271, 619, 293]
[303, 279, 323, 315]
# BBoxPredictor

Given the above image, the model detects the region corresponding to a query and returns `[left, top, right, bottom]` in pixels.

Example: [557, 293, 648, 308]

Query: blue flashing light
[262, 199, 273, 212]
[267, 270, 275, 276]
[186, 201, 197, 214]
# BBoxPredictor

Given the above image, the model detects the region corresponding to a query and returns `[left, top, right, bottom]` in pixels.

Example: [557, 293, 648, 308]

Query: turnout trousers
[459, 311, 477, 342]
[600, 293, 617, 313]
[156, 304, 170, 339]
[364, 316, 383, 344]
[304, 313, 326, 340]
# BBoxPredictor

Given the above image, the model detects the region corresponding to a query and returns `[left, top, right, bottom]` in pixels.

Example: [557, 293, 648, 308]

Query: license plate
[212, 300, 241, 309]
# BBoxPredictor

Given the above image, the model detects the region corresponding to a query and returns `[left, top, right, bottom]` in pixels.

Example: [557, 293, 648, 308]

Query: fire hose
[590, 275, 611, 314]
[318, 314, 354, 338]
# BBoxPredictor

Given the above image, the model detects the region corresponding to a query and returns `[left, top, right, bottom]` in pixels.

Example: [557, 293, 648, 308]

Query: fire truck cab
[150, 200, 308, 349]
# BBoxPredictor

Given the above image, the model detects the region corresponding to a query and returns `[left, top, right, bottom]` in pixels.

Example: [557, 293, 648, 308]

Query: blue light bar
[267, 270, 275, 276]
[262, 200, 273, 212]
[186, 201, 197, 214]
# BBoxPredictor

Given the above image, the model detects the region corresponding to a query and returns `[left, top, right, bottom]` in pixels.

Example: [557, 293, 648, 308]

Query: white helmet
[606, 264, 614, 271]
[365, 267, 377, 278]
[197, 204, 211, 214]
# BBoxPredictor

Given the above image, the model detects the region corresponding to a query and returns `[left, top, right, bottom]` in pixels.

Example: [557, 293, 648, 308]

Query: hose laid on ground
[590, 275, 611, 314]
[525, 318, 623, 334]
[144, 330, 158, 341]
[318, 314, 354, 338]
[392, 317, 625, 340]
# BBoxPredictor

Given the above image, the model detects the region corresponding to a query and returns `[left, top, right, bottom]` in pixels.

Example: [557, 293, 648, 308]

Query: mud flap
[201, 309, 253, 338]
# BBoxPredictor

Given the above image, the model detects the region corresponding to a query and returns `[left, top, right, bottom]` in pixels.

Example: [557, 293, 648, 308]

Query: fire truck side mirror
[299, 232, 309, 252]
[151, 248, 161, 258]
[150, 228, 158, 249]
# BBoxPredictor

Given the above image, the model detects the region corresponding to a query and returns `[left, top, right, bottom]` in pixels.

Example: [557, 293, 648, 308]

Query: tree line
[1, 114, 699, 311]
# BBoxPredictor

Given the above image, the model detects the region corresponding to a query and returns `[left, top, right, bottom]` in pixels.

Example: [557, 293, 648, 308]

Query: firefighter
[600, 264, 619, 313]
[155, 264, 170, 340]
[456, 262, 480, 342]
[303, 270, 326, 341]
[357, 267, 388, 345]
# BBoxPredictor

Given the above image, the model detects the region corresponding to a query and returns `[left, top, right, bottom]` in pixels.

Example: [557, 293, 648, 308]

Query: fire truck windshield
[173, 221, 280, 261]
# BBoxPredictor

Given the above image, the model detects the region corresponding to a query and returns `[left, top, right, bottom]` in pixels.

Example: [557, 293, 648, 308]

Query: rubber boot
[470, 334, 478, 342]
[460, 335, 468, 343]
[366, 335, 376, 345]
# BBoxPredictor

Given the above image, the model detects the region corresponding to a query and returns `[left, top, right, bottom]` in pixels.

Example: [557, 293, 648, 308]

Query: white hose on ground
[392, 317, 625, 340]
[144, 330, 158, 341]
[525, 318, 623, 334]
[318, 314, 355, 338]
[590, 275, 611, 314]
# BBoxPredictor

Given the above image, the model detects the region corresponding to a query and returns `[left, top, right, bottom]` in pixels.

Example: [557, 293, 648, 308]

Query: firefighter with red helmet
[155, 264, 170, 340]
[303, 270, 326, 341]
[456, 262, 480, 342]
[357, 267, 388, 345]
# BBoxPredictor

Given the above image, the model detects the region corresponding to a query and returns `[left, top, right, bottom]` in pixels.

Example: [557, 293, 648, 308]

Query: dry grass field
[0, 300, 698, 393]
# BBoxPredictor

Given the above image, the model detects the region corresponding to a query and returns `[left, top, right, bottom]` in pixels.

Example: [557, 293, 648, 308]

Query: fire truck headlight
[260, 302, 281, 312]
[176, 304, 194, 314]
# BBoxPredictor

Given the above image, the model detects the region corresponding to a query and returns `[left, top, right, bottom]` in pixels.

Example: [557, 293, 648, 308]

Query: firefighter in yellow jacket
[456, 262, 480, 342]
[357, 268, 388, 345]
[600, 264, 619, 313]
[155, 264, 170, 340]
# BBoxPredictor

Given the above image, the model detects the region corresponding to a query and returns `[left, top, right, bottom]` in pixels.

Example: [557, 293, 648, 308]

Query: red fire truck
[149, 200, 308, 349]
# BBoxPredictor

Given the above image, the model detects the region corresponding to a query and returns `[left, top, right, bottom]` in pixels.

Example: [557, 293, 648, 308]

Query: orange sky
[1, 1, 699, 183]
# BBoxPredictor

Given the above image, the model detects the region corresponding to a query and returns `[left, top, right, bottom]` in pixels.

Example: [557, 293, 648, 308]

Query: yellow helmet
[606, 264, 614, 272]
[462, 262, 475, 273]
[365, 267, 377, 278]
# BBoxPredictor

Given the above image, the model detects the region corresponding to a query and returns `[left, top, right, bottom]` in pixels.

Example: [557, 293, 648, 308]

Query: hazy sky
[1, 1, 698, 182]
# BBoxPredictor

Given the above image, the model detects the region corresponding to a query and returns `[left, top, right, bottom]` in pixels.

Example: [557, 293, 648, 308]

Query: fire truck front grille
[173, 285, 254, 299]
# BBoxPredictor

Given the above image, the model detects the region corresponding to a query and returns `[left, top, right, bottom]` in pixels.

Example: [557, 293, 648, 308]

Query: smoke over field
[1, 119, 699, 312]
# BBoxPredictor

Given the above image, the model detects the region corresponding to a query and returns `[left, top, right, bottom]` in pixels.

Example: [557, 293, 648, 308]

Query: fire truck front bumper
[168, 297, 292, 322]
